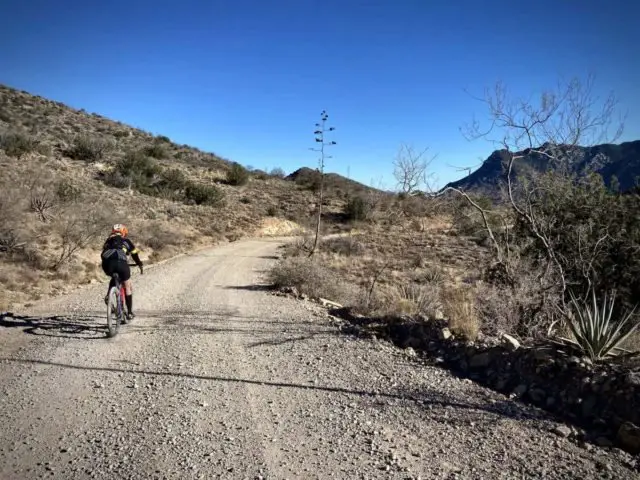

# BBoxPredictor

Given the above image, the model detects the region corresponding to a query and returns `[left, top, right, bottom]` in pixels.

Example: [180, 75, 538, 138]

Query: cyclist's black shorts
[101, 258, 131, 282]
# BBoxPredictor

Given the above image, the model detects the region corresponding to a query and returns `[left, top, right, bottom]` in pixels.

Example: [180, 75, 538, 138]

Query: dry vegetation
[0, 85, 374, 310]
[270, 76, 640, 361]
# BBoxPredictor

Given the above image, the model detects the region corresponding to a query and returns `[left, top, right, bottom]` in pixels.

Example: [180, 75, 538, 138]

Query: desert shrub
[268, 256, 342, 300]
[116, 150, 161, 188]
[558, 290, 640, 360]
[140, 223, 184, 250]
[113, 130, 127, 139]
[416, 265, 445, 285]
[184, 183, 225, 206]
[441, 285, 479, 341]
[383, 283, 441, 319]
[266, 205, 278, 217]
[156, 135, 171, 143]
[511, 172, 640, 316]
[270, 167, 286, 178]
[154, 168, 188, 200]
[226, 162, 250, 186]
[56, 179, 82, 203]
[52, 207, 110, 270]
[345, 195, 374, 222]
[323, 236, 364, 257]
[67, 135, 109, 161]
[0, 131, 40, 158]
[252, 170, 269, 180]
[143, 143, 169, 159]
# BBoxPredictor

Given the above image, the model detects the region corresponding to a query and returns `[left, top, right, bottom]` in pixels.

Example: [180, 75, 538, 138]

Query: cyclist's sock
[125, 294, 133, 314]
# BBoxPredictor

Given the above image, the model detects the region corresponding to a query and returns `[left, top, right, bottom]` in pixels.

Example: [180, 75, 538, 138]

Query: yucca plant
[560, 290, 639, 361]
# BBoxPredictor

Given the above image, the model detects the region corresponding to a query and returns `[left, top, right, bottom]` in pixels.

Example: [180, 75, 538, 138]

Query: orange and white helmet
[111, 224, 129, 237]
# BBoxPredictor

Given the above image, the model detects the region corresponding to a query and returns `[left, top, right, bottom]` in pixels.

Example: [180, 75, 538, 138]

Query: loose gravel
[0, 239, 638, 479]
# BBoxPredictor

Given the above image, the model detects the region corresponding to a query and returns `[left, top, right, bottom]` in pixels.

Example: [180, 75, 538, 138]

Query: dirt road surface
[0, 239, 638, 479]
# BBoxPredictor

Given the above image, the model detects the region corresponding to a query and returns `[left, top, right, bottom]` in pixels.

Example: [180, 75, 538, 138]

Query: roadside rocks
[329, 307, 640, 455]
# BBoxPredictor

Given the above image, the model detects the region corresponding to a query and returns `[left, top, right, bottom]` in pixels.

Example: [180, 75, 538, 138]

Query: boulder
[501, 333, 521, 351]
[617, 422, 640, 454]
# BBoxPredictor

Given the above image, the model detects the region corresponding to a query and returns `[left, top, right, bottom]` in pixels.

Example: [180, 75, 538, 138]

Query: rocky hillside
[445, 140, 640, 195]
[0, 84, 365, 309]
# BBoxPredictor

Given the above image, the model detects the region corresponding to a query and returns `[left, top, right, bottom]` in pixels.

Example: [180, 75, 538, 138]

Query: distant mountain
[444, 140, 640, 195]
[286, 167, 385, 197]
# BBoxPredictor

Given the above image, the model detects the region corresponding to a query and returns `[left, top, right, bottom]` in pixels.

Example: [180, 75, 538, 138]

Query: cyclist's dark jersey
[101, 235, 142, 266]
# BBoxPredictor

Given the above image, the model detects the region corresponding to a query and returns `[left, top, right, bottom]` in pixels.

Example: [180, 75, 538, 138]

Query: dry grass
[441, 285, 480, 341]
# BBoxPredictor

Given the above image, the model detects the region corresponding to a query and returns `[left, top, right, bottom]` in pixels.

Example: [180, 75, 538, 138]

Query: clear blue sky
[1, 0, 638, 188]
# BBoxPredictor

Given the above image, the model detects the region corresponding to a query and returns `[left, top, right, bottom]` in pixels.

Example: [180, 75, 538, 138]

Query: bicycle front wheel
[106, 286, 121, 338]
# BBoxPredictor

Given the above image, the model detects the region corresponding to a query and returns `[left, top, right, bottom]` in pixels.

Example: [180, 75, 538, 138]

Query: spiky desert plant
[562, 290, 638, 360]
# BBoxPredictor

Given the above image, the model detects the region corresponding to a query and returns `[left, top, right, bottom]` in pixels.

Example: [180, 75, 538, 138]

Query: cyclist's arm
[126, 239, 143, 267]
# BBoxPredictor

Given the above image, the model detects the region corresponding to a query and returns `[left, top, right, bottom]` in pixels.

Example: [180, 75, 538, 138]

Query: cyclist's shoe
[126, 312, 136, 322]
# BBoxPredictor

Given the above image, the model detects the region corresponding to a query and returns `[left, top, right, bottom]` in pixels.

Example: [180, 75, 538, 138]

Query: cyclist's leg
[101, 258, 117, 303]
[115, 262, 133, 317]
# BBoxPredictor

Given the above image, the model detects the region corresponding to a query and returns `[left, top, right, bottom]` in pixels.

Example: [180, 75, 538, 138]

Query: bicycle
[106, 263, 140, 338]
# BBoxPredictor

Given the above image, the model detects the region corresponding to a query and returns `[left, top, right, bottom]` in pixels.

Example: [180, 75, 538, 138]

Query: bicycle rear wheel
[106, 286, 121, 338]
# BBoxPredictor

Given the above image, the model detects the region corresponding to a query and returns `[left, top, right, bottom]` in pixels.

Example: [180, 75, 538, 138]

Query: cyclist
[101, 224, 143, 321]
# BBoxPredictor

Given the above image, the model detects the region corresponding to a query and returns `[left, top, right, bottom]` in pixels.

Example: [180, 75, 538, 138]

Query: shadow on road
[0, 310, 336, 346]
[0, 312, 107, 339]
[0, 355, 543, 425]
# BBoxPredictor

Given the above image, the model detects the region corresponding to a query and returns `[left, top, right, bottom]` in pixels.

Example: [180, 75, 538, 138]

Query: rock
[552, 425, 572, 438]
[439, 328, 453, 341]
[318, 298, 343, 309]
[404, 347, 417, 357]
[469, 352, 491, 368]
[617, 422, 640, 454]
[501, 333, 520, 351]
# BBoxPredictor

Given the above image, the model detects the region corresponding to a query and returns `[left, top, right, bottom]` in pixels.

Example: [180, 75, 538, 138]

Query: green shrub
[345, 195, 373, 221]
[226, 162, 250, 186]
[0, 131, 40, 158]
[112, 150, 161, 190]
[143, 143, 169, 159]
[67, 135, 109, 161]
[560, 290, 639, 360]
[156, 135, 171, 143]
[266, 205, 278, 216]
[185, 183, 225, 206]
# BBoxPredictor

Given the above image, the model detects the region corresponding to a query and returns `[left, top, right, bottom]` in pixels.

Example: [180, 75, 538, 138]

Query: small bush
[266, 205, 279, 217]
[117, 150, 161, 186]
[143, 143, 169, 159]
[0, 131, 40, 158]
[323, 236, 364, 257]
[441, 285, 479, 341]
[345, 195, 374, 222]
[156, 135, 171, 143]
[270, 167, 286, 178]
[56, 179, 82, 203]
[268, 256, 341, 300]
[226, 162, 250, 186]
[67, 135, 109, 161]
[185, 183, 225, 206]
[384, 283, 441, 318]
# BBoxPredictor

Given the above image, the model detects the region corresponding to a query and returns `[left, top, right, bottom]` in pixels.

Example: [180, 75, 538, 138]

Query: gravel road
[0, 239, 638, 479]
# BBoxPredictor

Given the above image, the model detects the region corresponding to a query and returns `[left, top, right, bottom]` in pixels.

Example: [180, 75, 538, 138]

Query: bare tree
[435, 74, 623, 307]
[393, 144, 437, 195]
[308, 110, 337, 257]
